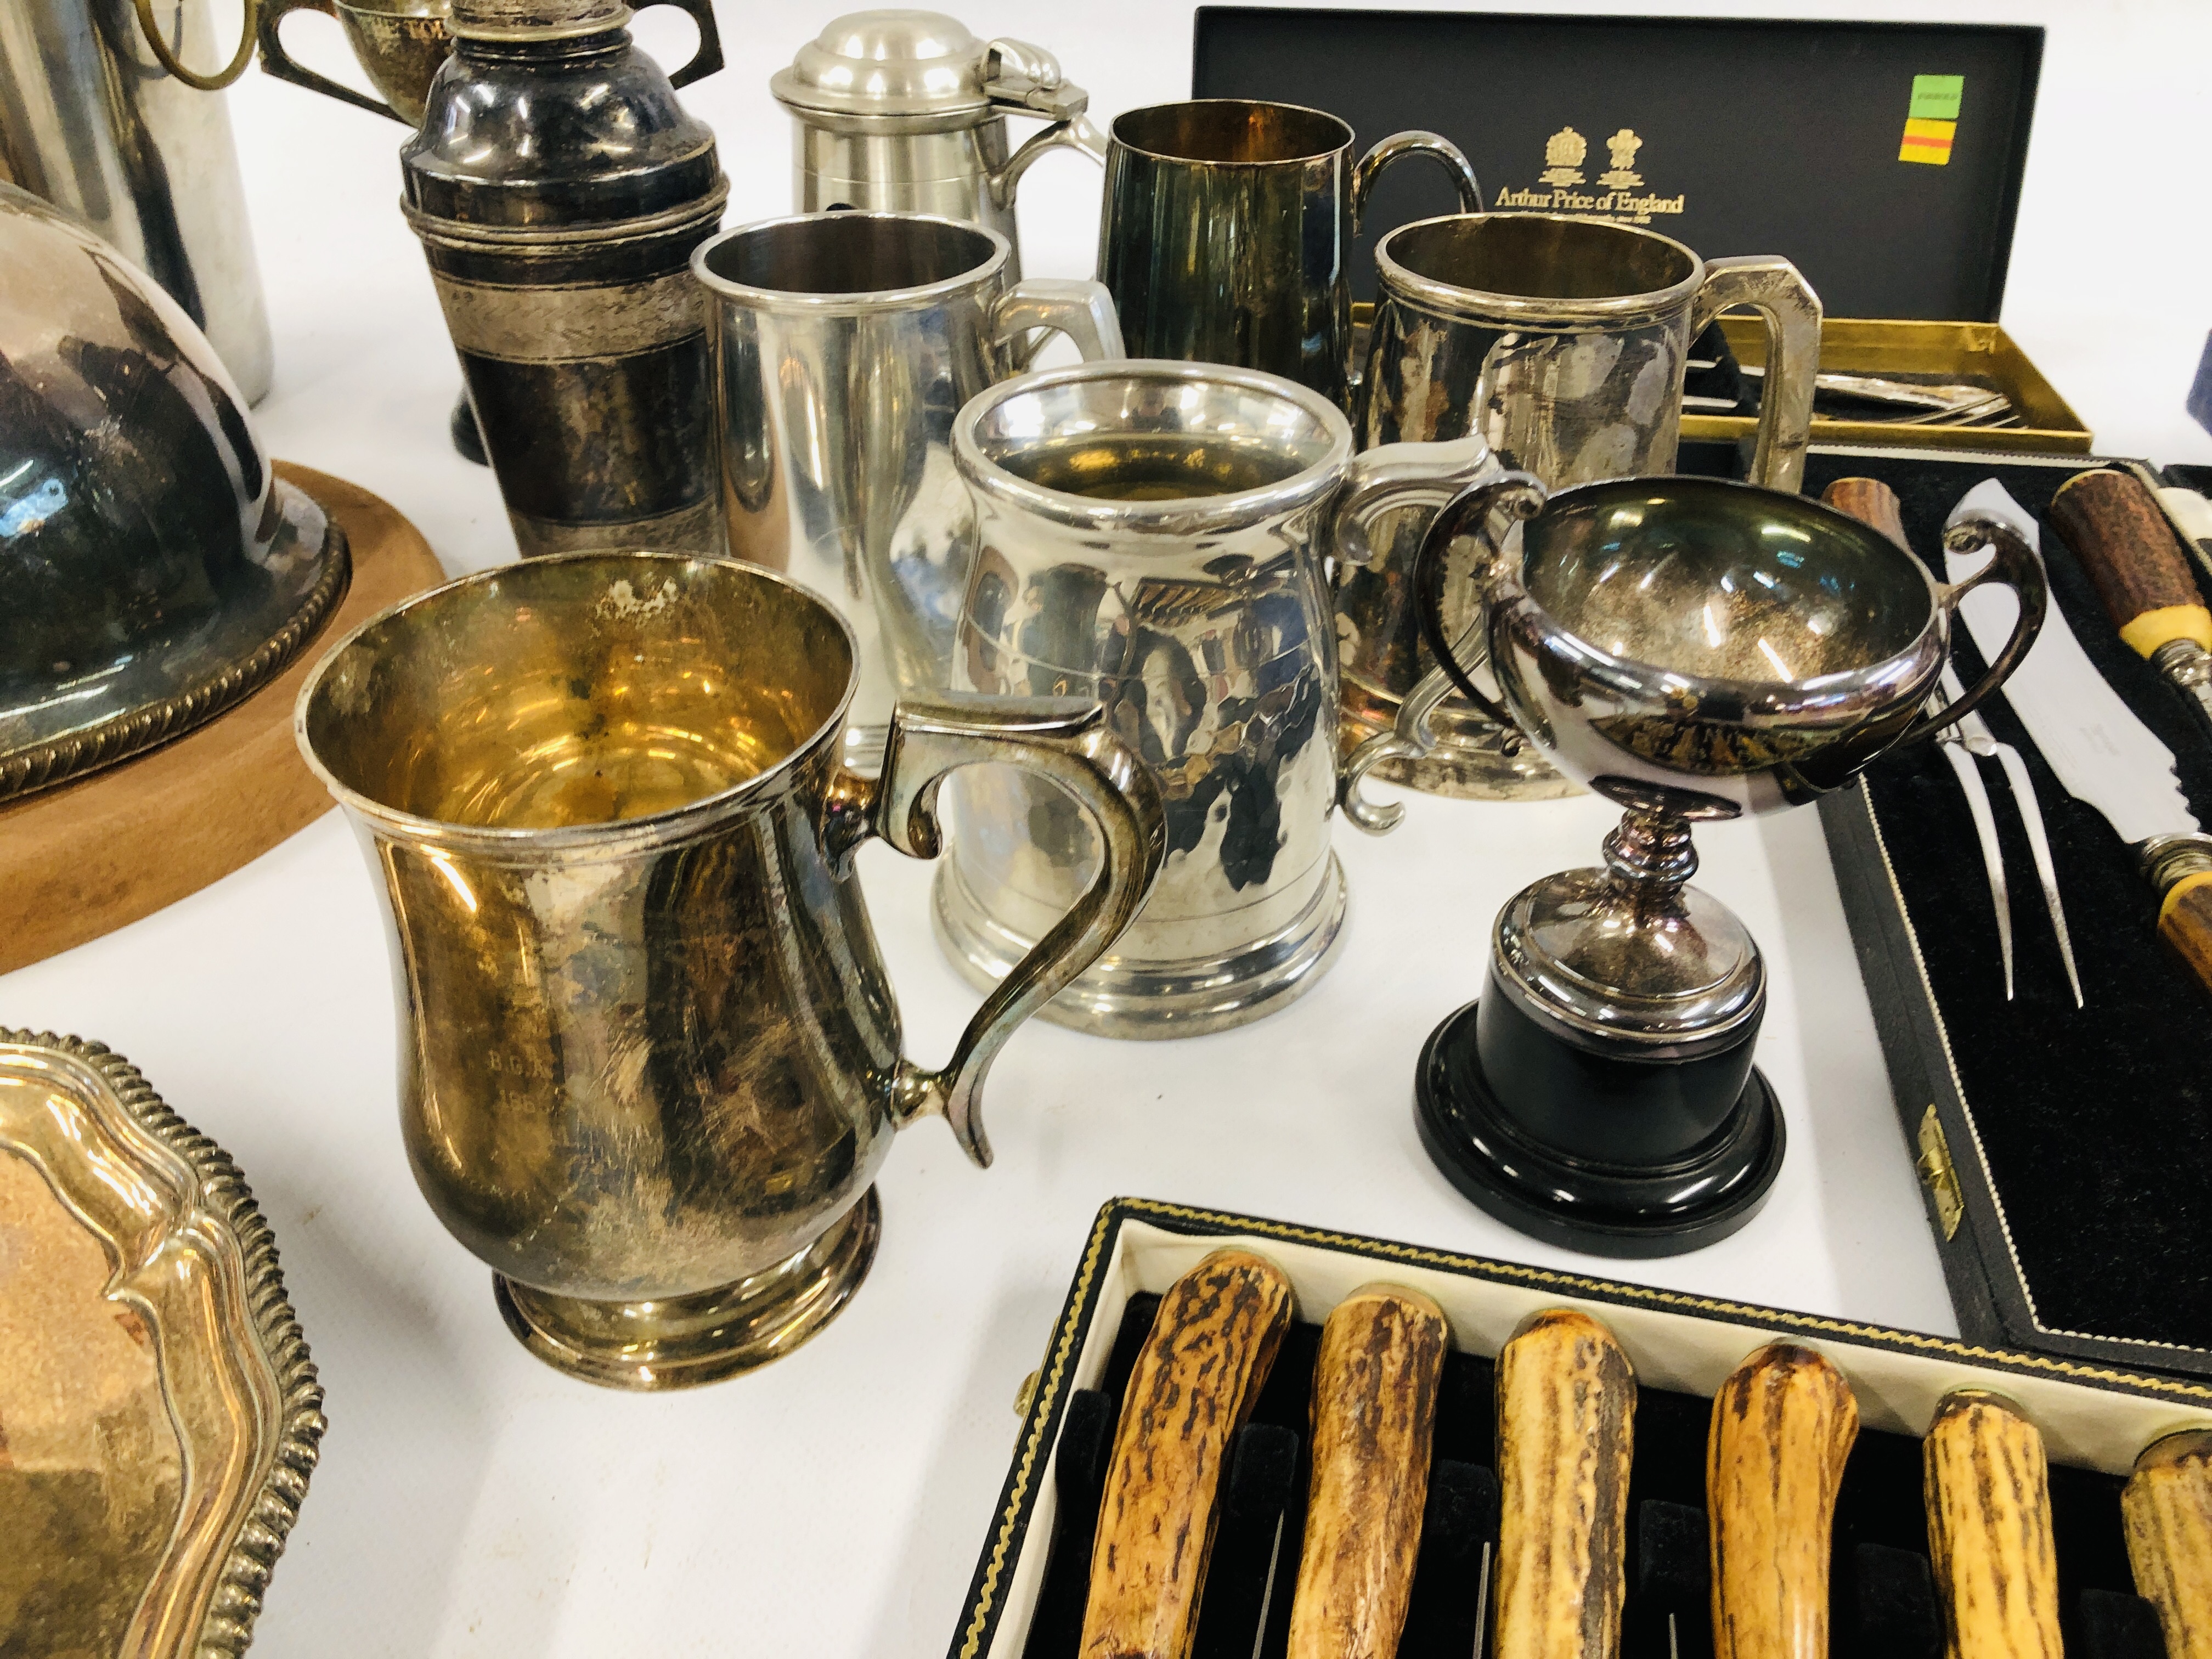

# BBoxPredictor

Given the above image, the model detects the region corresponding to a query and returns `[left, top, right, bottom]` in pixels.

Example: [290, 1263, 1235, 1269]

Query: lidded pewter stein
[402, 0, 727, 557]
[1401, 473, 2047, 1256]
[935, 359, 1496, 1038]
[1338, 213, 1822, 812]
[297, 552, 1165, 1388]
[771, 11, 1104, 279]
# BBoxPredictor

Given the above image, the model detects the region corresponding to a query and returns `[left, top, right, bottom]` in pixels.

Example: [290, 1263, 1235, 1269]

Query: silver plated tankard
[1339, 213, 1822, 817]
[935, 359, 1496, 1037]
[693, 211, 1122, 769]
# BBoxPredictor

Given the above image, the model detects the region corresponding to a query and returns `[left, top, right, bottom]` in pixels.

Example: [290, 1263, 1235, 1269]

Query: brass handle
[1690, 256, 1822, 492]
[137, 0, 262, 91]
[866, 694, 1165, 1167]
[991, 278, 1125, 369]
[1899, 514, 2050, 747]
[1349, 129, 1485, 236]
[256, 0, 411, 122]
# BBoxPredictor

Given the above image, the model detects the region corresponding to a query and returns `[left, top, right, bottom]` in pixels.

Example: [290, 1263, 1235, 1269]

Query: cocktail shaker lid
[771, 10, 1087, 122]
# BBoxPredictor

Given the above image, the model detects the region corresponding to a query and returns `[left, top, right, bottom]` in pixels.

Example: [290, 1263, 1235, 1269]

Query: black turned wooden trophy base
[1415, 1000, 1785, 1257]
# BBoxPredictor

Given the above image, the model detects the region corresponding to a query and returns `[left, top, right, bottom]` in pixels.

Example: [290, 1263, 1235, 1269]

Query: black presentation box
[1805, 445, 2212, 1384]
[1192, 8, 2041, 318]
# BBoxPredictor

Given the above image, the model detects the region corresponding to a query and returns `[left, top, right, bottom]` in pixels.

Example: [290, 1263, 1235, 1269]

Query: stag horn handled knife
[1824, 478, 2081, 1005]
[2048, 467, 2212, 738]
[1946, 480, 2212, 1001]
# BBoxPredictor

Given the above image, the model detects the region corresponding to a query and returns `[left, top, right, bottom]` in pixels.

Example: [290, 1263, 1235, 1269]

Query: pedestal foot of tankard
[493, 1188, 883, 1390]
[931, 850, 1350, 1040]
[1413, 1003, 1785, 1259]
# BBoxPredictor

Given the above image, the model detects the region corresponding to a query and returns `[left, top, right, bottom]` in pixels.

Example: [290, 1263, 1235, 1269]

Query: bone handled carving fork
[1824, 478, 2083, 1007]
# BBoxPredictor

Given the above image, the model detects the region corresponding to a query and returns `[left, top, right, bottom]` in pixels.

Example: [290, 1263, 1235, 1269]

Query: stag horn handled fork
[1823, 478, 2083, 1008]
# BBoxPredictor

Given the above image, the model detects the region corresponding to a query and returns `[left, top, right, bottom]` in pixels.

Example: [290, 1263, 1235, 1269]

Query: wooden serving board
[0, 463, 447, 975]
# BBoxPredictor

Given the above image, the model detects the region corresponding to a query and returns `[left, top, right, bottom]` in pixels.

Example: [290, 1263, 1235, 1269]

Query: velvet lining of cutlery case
[1805, 446, 2212, 1379]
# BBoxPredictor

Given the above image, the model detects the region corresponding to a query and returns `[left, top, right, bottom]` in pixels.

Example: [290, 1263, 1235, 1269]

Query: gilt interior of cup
[1110, 99, 1352, 166]
[297, 552, 855, 839]
[953, 359, 1354, 529]
[1516, 477, 1940, 707]
[1381, 213, 1705, 313]
[693, 212, 1007, 306]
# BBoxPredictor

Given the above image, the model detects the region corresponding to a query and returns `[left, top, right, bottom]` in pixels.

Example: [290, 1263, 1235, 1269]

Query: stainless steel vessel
[1338, 213, 1822, 813]
[935, 359, 1496, 1037]
[770, 10, 1103, 280]
[0, 0, 274, 399]
[1404, 473, 2045, 1255]
[1097, 100, 1481, 411]
[693, 211, 1121, 768]
[402, 0, 727, 558]
[297, 552, 1165, 1389]
[0, 182, 347, 802]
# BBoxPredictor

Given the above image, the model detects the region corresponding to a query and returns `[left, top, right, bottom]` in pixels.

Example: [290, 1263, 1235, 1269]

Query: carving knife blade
[1946, 481, 2212, 996]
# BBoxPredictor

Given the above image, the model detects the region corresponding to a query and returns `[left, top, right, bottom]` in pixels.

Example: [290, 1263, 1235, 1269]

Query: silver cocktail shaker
[0, 0, 274, 400]
[402, 0, 727, 557]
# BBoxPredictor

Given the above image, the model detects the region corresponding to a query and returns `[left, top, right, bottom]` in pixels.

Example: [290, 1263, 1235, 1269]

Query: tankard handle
[992, 280, 1125, 372]
[1896, 514, 2050, 747]
[827, 695, 1166, 1169]
[1690, 256, 1822, 493]
[257, 0, 409, 122]
[641, 0, 726, 90]
[1348, 131, 1485, 237]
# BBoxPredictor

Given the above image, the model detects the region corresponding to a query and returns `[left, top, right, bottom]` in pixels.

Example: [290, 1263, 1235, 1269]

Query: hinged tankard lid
[771, 10, 1088, 123]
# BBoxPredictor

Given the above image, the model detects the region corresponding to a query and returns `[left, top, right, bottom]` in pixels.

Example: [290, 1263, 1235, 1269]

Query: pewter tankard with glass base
[1339, 214, 1821, 818]
[297, 554, 1164, 1388]
[695, 212, 1122, 771]
[771, 11, 1104, 280]
[935, 360, 1496, 1037]
[1400, 473, 2047, 1256]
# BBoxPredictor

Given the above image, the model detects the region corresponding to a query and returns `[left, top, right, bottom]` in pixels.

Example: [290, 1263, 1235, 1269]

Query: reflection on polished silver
[937, 359, 1492, 1037]
[1098, 100, 1480, 411]
[0, 0, 274, 397]
[0, 184, 348, 801]
[695, 212, 1122, 770]
[1340, 214, 1822, 810]
[1412, 472, 2047, 1057]
[297, 552, 1163, 1387]
[771, 11, 1105, 280]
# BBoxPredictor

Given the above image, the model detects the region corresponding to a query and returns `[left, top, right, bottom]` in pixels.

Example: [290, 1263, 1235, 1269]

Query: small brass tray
[0, 1031, 324, 1656]
[1682, 315, 2092, 455]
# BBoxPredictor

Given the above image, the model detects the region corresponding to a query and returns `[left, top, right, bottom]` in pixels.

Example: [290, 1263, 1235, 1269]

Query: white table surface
[8, 2, 2211, 1652]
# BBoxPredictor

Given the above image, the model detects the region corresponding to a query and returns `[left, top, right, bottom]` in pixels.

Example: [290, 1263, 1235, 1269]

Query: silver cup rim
[951, 358, 1357, 534]
[1502, 475, 1949, 723]
[1107, 97, 1354, 166]
[294, 550, 862, 849]
[1375, 211, 1709, 326]
[690, 210, 1011, 314]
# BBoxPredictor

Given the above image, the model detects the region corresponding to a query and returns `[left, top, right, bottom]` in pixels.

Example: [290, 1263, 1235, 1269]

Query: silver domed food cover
[0, 184, 348, 802]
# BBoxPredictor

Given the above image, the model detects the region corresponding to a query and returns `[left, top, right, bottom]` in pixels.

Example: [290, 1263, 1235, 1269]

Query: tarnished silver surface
[772, 11, 1103, 280]
[936, 359, 1492, 1037]
[1340, 213, 1822, 806]
[1098, 100, 1480, 412]
[1410, 472, 2046, 1052]
[296, 552, 1164, 1387]
[0, 184, 347, 802]
[694, 212, 1121, 768]
[0, 0, 273, 398]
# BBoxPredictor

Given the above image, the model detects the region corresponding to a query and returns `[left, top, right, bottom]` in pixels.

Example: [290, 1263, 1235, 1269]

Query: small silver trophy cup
[1410, 473, 2047, 1255]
